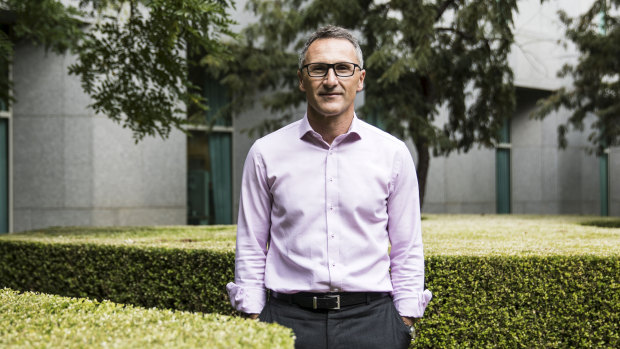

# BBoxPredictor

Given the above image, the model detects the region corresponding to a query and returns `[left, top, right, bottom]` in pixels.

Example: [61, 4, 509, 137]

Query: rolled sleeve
[387, 143, 432, 317]
[393, 289, 433, 318]
[226, 282, 267, 314]
[228, 143, 272, 314]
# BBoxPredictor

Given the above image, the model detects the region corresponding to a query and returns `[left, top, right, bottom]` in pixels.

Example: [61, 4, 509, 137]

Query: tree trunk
[413, 137, 430, 209]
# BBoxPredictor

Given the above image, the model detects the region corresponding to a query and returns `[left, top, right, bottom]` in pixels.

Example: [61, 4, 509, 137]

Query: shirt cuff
[226, 282, 266, 314]
[392, 289, 433, 318]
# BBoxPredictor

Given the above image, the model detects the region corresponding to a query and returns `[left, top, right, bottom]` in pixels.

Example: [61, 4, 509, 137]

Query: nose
[323, 67, 338, 86]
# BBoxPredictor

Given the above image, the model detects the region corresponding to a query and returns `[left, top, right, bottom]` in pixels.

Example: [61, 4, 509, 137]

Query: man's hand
[401, 316, 417, 327]
[242, 313, 259, 320]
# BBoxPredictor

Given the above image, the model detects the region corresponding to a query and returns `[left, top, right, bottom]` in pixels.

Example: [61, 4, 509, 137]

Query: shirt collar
[298, 113, 363, 141]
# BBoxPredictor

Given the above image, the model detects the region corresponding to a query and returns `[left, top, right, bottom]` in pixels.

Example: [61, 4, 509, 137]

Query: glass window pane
[187, 130, 232, 225]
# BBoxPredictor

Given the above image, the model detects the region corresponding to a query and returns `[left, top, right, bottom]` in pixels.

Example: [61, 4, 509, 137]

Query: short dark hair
[299, 25, 364, 69]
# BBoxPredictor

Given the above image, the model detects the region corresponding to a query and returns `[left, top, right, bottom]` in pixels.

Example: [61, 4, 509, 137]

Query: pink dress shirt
[226, 114, 432, 317]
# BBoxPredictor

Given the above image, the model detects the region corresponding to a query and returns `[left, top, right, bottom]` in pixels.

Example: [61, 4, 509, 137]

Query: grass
[422, 214, 619, 256]
[1, 215, 618, 256]
[0, 225, 237, 251]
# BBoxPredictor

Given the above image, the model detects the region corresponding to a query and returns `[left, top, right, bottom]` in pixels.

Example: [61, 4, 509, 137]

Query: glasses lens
[308, 64, 328, 77]
[334, 63, 355, 76]
[307, 63, 356, 77]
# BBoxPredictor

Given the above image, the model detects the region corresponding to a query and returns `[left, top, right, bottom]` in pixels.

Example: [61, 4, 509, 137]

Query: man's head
[298, 26, 366, 121]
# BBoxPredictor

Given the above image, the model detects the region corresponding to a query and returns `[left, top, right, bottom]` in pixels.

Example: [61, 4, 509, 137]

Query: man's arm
[386, 143, 432, 318]
[226, 144, 272, 315]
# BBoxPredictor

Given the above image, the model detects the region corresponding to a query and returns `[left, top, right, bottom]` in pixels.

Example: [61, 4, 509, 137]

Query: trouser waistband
[269, 290, 390, 310]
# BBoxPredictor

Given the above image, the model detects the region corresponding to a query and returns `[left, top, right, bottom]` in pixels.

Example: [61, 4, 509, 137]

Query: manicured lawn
[3, 214, 618, 256]
[422, 214, 619, 256]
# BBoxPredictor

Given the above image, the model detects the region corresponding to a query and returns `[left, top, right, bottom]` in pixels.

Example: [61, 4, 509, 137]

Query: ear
[297, 70, 306, 92]
[356, 69, 366, 92]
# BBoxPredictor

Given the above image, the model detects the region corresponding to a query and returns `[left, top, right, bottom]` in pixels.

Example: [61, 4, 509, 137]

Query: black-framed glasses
[302, 62, 362, 77]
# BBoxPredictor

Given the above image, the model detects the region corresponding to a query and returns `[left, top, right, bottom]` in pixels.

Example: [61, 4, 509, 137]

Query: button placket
[325, 146, 340, 287]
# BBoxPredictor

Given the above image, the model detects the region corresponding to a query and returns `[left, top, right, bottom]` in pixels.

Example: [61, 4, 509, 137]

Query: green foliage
[69, 0, 237, 141]
[0, 0, 236, 141]
[0, 288, 295, 348]
[0, 216, 618, 347]
[0, 0, 84, 108]
[418, 256, 619, 348]
[0, 241, 237, 315]
[533, 0, 620, 153]
[218, 0, 519, 204]
[581, 218, 620, 229]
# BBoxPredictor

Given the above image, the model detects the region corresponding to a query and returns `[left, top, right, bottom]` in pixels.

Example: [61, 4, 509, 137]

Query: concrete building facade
[10, 44, 186, 232]
[1, 0, 617, 233]
[423, 0, 619, 215]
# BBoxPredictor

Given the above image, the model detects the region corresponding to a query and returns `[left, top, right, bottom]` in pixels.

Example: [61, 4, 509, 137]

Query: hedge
[0, 288, 294, 348]
[0, 240, 236, 315]
[420, 255, 619, 348]
[0, 216, 618, 348]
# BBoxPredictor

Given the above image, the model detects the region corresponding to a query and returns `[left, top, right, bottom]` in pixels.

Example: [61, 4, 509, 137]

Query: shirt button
[329, 177, 333, 182]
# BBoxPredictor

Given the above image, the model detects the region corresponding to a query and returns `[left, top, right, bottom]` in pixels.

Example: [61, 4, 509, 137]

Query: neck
[307, 111, 354, 145]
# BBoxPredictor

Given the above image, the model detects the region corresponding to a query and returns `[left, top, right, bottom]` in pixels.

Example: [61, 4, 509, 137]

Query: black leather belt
[269, 290, 390, 310]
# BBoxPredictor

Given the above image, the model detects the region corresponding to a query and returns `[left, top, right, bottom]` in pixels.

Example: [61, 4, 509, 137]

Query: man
[227, 25, 431, 349]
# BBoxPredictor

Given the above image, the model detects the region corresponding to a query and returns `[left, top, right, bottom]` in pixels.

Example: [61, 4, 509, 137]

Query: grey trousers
[258, 294, 412, 349]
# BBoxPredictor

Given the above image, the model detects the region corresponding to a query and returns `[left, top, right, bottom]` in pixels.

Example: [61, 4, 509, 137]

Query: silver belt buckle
[313, 295, 340, 310]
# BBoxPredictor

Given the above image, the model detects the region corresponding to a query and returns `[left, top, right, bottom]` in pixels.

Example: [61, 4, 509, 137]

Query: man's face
[298, 38, 366, 120]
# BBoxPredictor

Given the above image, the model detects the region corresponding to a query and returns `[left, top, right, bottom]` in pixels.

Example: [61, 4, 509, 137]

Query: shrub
[0, 216, 618, 348]
[581, 219, 620, 229]
[0, 288, 294, 348]
[419, 255, 619, 348]
[0, 240, 236, 314]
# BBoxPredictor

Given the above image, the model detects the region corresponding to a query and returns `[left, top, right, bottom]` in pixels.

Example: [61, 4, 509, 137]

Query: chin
[317, 110, 345, 118]
[317, 105, 346, 115]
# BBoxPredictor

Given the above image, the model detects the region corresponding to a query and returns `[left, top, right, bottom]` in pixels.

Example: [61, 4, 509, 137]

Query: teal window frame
[599, 151, 609, 216]
[496, 119, 511, 214]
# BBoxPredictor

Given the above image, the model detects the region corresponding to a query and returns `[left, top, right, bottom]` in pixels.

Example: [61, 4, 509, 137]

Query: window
[186, 78, 233, 225]
[496, 119, 511, 214]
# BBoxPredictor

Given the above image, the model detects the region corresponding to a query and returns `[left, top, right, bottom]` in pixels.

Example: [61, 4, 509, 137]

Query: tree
[0, 0, 236, 140]
[533, 0, 619, 153]
[0, 0, 84, 110]
[217, 0, 519, 206]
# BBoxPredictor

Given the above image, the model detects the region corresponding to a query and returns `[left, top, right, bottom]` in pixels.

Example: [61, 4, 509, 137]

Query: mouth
[319, 92, 342, 97]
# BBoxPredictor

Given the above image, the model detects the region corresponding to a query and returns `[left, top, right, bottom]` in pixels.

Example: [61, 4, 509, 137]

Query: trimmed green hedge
[1, 217, 618, 348]
[0, 241, 235, 315]
[0, 288, 294, 348]
[420, 255, 619, 348]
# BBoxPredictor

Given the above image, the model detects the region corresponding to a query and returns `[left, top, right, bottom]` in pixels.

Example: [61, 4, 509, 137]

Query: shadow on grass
[580, 219, 620, 229]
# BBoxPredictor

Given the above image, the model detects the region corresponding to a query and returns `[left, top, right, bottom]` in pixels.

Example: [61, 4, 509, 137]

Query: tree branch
[435, 0, 460, 21]
[435, 26, 474, 41]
